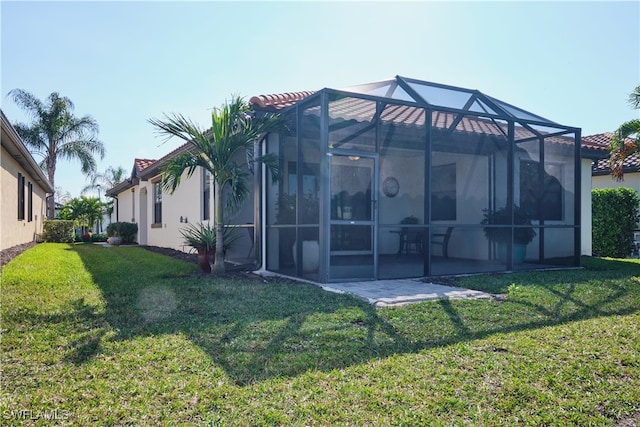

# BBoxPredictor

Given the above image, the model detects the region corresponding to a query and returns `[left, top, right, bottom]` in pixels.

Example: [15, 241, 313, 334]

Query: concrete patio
[320, 279, 492, 307]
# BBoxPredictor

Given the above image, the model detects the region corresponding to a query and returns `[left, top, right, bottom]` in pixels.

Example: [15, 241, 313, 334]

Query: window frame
[28, 182, 33, 222]
[153, 181, 162, 225]
[17, 173, 25, 221]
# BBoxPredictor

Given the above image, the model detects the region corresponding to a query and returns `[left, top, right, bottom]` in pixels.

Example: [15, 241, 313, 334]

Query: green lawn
[1, 243, 639, 426]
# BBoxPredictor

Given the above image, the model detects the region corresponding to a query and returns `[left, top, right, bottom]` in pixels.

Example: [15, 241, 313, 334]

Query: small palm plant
[180, 222, 240, 273]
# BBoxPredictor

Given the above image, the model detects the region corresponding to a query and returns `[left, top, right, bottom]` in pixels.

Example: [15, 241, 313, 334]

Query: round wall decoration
[382, 177, 400, 198]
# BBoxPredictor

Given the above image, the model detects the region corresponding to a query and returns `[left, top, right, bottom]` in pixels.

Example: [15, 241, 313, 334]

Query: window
[202, 170, 211, 221]
[28, 182, 33, 222]
[520, 160, 563, 221]
[17, 173, 25, 220]
[431, 164, 456, 221]
[153, 182, 162, 224]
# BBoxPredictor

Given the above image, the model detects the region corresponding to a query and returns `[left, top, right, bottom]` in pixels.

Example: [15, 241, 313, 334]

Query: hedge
[43, 220, 75, 243]
[106, 222, 138, 244]
[592, 187, 640, 257]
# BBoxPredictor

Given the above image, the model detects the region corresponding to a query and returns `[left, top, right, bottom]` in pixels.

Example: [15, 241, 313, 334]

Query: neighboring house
[1, 109, 53, 251]
[109, 76, 606, 283]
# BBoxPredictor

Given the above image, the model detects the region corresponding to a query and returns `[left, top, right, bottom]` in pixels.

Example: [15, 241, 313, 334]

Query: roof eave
[1, 109, 54, 193]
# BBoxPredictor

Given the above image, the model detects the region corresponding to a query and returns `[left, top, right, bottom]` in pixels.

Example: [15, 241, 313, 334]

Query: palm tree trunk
[213, 181, 226, 273]
[47, 157, 56, 219]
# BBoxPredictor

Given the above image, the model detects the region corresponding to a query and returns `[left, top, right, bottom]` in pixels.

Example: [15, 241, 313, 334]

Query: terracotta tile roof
[249, 91, 316, 110]
[582, 133, 615, 151]
[584, 132, 639, 175]
[134, 158, 157, 173]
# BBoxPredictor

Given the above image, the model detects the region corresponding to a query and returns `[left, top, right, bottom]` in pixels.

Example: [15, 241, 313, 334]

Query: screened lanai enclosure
[254, 76, 581, 283]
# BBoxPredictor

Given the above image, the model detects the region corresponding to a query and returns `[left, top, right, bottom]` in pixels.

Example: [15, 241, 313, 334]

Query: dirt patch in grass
[142, 245, 199, 265]
[141, 245, 297, 284]
[1, 241, 38, 267]
[616, 412, 640, 427]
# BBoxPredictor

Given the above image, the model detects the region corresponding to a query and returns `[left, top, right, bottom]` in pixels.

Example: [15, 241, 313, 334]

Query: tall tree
[7, 89, 105, 218]
[82, 165, 127, 194]
[610, 85, 640, 180]
[148, 95, 282, 273]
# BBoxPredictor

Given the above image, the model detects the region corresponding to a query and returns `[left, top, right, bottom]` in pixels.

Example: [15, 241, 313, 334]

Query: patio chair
[432, 227, 453, 258]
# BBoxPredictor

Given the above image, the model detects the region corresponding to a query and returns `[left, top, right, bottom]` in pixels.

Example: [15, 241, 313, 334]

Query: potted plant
[106, 226, 121, 246]
[481, 205, 536, 263]
[180, 222, 239, 273]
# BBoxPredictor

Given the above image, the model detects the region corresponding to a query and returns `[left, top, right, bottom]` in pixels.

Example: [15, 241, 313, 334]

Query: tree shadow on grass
[68, 245, 640, 386]
[5, 297, 109, 365]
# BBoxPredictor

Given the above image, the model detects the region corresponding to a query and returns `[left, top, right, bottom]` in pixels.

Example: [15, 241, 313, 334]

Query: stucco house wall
[143, 171, 202, 251]
[592, 173, 640, 193]
[1, 110, 53, 251]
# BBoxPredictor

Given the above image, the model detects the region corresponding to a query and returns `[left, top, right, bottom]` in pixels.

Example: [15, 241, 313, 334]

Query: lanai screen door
[329, 154, 377, 281]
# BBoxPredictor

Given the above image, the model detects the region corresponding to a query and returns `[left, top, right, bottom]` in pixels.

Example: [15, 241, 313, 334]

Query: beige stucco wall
[127, 165, 253, 260]
[1, 146, 48, 251]
[592, 171, 640, 193]
[144, 170, 203, 252]
[581, 159, 594, 256]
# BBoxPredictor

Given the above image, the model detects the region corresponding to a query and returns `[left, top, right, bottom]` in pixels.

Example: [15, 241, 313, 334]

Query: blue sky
[2, 1, 638, 198]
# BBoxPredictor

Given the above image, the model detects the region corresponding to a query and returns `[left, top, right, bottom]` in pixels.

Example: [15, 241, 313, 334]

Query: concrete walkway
[320, 279, 492, 307]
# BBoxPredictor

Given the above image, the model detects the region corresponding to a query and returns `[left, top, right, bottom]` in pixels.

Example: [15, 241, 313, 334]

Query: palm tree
[610, 85, 640, 180]
[7, 89, 105, 218]
[148, 95, 282, 273]
[59, 196, 102, 236]
[82, 165, 127, 225]
[82, 165, 127, 194]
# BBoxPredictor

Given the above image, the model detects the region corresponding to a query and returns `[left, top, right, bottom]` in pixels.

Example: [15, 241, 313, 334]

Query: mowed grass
[1, 243, 639, 426]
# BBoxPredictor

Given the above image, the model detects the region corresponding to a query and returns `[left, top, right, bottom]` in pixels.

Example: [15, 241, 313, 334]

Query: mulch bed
[141, 245, 292, 282]
[1, 242, 38, 268]
[142, 245, 199, 265]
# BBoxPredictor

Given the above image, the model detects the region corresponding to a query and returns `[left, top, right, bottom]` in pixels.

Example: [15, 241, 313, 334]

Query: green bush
[91, 233, 108, 242]
[43, 220, 75, 243]
[106, 222, 138, 244]
[592, 187, 640, 257]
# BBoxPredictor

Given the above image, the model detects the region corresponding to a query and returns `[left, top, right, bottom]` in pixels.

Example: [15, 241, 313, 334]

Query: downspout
[251, 134, 269, 273]
[113, 195, 119, 222]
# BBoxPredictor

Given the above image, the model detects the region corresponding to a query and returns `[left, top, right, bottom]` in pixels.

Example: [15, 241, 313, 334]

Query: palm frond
[12, 122, 47, 152]
[160, 152, 202, 193]
[7, 89, 45, 121]
[148, 113, 206, 145]
[628, 85, 640, 109]
[609, 118, 640, 180]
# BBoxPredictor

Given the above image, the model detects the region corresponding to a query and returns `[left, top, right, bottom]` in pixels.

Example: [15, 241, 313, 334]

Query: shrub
[91, 233, 108, 242]
[43, 220, 75, 243]
[592, 187, 640, 257]
[106, 222, 138, 244]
